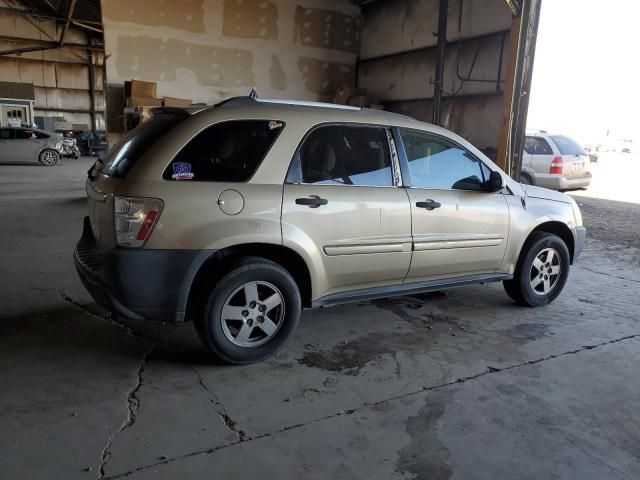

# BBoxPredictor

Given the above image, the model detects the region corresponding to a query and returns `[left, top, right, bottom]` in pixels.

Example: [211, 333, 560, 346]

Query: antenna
[249, 87, 258, 99]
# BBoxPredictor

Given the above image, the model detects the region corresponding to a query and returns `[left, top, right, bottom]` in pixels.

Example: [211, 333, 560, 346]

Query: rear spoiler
[149, 105, 208, 117]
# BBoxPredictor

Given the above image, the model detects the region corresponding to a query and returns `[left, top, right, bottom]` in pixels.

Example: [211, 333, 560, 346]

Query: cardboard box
[163, 96, 192, 107]
[126, 96, 162, 108]
[334, 84, 366, 105]
[124, 79, 157, 99]
[347, 95, 370, 107]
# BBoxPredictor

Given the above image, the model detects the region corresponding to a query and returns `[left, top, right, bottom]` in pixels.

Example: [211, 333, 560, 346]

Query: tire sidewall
[39, 149, 59, 166]
[202, 262, 301, 364]
[517, 234, 570, 306]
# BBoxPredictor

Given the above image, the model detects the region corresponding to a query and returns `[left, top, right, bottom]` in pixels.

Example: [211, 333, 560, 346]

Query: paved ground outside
[1, 157, 639, 479]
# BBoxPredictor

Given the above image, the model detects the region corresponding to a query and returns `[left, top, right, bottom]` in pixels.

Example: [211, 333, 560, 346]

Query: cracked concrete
[1, 158, 639, 479]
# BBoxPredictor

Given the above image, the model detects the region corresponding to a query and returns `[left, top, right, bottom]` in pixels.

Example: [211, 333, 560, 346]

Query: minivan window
[524, 136, 553, 155]
[291, 125, 393, 186]
[551, 135, 586, 156]
[163, 120, 283, 182]
[102, 112, 189, 178]
[399, 129, 487, 191]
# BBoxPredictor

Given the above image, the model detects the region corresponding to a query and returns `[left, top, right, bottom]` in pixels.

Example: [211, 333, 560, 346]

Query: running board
[311, 273, 512, 308]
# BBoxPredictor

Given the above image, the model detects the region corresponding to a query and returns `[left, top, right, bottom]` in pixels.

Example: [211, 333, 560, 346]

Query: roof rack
[215, 95, 361, 111]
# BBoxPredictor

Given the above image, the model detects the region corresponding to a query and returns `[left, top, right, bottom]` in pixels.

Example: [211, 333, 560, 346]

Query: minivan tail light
[114, 196, 163, 248]
[549, 156, 564, 174]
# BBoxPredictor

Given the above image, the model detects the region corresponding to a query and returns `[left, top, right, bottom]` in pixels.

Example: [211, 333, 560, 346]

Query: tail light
[549, 156, 564, 174]
[114, 196, 163, 248]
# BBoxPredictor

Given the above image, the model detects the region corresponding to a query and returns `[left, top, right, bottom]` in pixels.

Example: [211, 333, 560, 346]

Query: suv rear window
[551, 135, 586, 156]
[102, 111, 189, 178]
[163, 120, 283, 182]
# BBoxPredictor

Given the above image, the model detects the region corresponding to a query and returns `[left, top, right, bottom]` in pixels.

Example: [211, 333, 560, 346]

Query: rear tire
[195, 257, 301, 364]
[38, 149, 59, 166]
[503, 232, 570, 307]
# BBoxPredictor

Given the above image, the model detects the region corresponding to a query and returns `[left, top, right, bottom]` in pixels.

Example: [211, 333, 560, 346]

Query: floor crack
[576, 266, 640, 284]
[104, 332, 640, 479]
[98, 342, 157, 479]
[192, 367, 247, 441]
[57, 289, 142, 339]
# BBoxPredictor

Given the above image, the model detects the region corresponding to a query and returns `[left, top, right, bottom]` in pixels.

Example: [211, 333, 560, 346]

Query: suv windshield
[551, 135, 586, 156]
[101, 111, 189, 177]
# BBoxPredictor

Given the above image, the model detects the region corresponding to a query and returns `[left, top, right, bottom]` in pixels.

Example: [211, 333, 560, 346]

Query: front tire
[38, 149, 59, 166]
[195, 257, 301, 364]
[503, 232, 570, 307]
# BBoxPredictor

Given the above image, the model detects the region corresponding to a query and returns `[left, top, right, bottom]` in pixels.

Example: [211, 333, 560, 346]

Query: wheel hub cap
[220, 281, 285, 347]
[530, 247, 561, 295]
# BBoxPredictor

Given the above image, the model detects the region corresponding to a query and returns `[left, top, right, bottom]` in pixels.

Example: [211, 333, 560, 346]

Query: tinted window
[0, 129, 13, 140]
[291, 125, 393, 186]
[524, 136, 553, 155]
[400, 129, 487, 191]
[163, 120, 283, 182]
[103, 112, 189, 178]
[551, 135, 586, 155]
[15, 129, 36, 140]
[34, 130, 50, 139]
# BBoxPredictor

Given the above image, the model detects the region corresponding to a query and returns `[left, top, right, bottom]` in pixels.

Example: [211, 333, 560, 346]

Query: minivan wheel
[503, 232, 570, 307]
[38, 149, 59, 166]
[196, 257, 302, 364]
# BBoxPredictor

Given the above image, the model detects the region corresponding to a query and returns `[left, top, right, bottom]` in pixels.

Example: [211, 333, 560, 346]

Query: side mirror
[484, 170, 504, 192]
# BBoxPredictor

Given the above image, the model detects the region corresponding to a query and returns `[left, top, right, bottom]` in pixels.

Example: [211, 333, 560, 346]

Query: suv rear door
[395, 128, 509, 280]
[525, 135, 555, 178]
[13, 128, 44, 162]
[282, 124, 412, 299]
[549, 134, 589, 178]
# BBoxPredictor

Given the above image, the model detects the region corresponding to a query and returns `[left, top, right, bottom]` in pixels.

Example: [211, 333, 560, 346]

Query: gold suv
[75, 97, 586, 364]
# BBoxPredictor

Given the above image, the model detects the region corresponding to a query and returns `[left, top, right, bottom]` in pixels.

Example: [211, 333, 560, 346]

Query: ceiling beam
[0, 34, 104, 51]
[59, 0, 78, 46]
[0, 6, 102, 26]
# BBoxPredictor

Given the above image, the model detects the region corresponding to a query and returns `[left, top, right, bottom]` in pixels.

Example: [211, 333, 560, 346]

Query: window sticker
[269, 120, 283, 130]
[171, 162, 194, 180]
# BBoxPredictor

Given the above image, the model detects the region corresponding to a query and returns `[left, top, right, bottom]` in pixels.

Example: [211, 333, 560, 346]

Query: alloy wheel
[220, 281, 285, 347]
[529, 247, 561, 295]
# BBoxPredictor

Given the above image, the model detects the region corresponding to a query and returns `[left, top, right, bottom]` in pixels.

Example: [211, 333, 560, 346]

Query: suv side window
[399, 129, 487, 191]
[163, 120, 283, 182]
[524, 136, 553, 155]
[0, 129, 13, 140]
[290, 125, 393, 186]
[15, 129, 35, 139]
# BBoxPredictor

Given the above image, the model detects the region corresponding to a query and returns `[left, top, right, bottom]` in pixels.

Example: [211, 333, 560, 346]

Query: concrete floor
[1, 157, 639, 480]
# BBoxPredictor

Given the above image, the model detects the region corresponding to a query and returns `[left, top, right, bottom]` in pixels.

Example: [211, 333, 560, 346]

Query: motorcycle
[59, 137, 81, 159]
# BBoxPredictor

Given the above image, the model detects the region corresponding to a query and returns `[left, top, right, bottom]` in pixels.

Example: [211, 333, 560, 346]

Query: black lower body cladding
[74, 216, 212, 322]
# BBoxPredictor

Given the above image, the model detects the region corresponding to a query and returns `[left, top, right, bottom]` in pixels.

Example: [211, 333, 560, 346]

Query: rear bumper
[74, 216, 213, 322]
[535, 172, 592, 190]
[572, 226, 586, 262]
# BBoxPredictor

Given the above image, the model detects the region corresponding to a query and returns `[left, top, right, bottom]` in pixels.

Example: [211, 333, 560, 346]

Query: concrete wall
[358, 0, 512, 152]
[0, 10, 106, 130]
[101, 0, 360, 105]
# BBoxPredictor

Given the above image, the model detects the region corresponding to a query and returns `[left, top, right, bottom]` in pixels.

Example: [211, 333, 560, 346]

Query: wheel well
[185, 243, 313, 321]
[528, 221, 575, 262]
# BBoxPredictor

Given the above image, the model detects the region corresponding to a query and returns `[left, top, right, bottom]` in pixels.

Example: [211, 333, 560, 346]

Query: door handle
[416, 199, 441, 210]
[295, 196, 328, 208]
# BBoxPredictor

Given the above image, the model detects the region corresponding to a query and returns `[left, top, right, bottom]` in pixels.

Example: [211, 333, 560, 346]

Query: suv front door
[395, 128, 509, 281]
[282, 124, 412, 299]
[0, 128, 15, 162]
